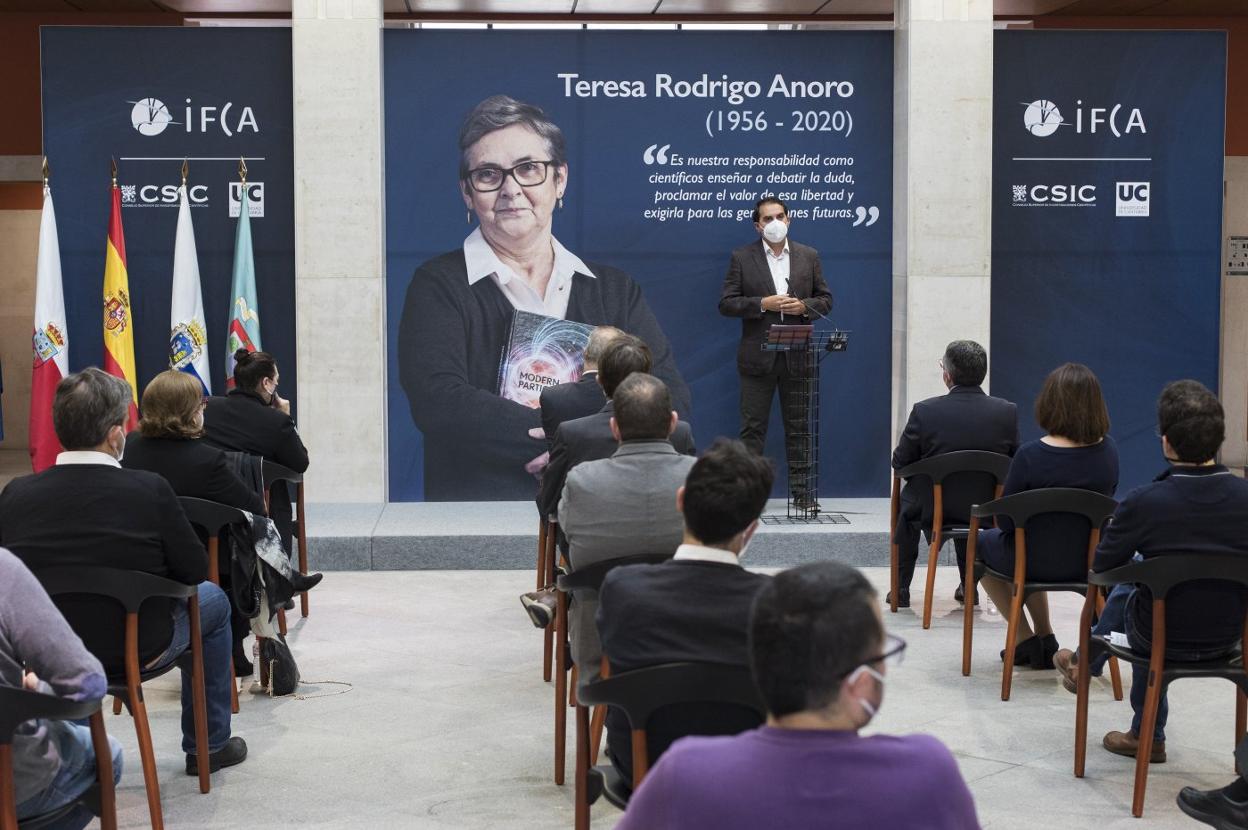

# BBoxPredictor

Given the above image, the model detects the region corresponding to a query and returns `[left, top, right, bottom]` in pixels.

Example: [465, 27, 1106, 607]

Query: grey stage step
[302, 499, 954, 571]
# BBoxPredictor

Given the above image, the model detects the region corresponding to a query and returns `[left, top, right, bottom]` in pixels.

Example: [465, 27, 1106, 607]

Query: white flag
[30, 184, 69, 472]
[169, 184, 211, 393]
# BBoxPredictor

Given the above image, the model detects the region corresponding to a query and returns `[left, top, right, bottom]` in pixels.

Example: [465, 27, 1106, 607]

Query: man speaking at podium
[719, 197, 833, 507]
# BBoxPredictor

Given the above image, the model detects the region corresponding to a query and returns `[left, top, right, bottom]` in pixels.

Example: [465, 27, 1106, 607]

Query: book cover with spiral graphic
[498, 311, 596, 408]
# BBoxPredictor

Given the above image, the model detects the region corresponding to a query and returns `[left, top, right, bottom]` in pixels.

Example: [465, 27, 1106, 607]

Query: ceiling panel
[403, 0, 575, 11]
[655, 0, 827, 13]
[161, 0, 290, 11]
[814, 0, 893, 13]
[1, 0, 85, 9]
[574, 0, 667, 12]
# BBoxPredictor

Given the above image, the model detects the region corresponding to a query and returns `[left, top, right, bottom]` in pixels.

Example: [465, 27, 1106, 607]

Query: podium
[760, 324, 849, 521]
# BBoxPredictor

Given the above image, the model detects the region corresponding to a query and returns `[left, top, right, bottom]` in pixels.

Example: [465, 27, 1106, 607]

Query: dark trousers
[739, 360, 810, 493]
[894, 488, 967, 592]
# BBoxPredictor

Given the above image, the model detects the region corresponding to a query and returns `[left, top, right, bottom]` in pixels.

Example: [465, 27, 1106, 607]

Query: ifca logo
[1022, 98, 1146, 138]
[128, 96, 260, 137]
[1022, 100, 1064, 137]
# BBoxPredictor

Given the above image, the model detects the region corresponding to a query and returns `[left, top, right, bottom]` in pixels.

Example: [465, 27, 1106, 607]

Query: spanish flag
[102, 181, 139, 429]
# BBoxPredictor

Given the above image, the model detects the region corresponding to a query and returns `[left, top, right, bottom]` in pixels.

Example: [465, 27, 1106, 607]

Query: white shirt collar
[462, 227, 596, 287]
[55, 450, 121, 469]
[762, 240, 790, 260]
[673, 543, 741, 567]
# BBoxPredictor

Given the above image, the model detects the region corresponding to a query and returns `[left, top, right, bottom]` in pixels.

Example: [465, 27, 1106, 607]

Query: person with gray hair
[0, 367, 248, 777]
[889, 340, 1019, 608]
[398, 93, 690, 501]
[537, 325, 624, 445]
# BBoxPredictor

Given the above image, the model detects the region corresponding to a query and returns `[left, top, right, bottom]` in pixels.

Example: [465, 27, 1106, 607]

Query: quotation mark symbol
[852, 206, 880, 227]
[643, 144, 671, 165]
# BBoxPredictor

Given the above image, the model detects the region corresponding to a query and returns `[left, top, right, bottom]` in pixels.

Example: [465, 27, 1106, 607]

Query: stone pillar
[892, 0, 994, 440]
[291, 0, 386, 502]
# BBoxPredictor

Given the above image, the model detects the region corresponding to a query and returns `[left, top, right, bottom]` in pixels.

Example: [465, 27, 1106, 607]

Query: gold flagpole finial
[181, 158, 189, 186]
[110, 157, 118, 188]
[42, 156, 49, 187]
[239, 156, 248, 185]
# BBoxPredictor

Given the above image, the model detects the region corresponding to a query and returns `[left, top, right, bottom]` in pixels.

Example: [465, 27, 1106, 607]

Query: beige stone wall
[0, 210, 39, 456]
[1222, 156, 1248, 471]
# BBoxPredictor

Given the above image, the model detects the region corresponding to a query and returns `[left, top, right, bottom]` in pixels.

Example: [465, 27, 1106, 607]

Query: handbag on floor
[261, 635, 301, 697]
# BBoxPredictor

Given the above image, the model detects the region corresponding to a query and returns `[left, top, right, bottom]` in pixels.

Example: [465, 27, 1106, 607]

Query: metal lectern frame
[760, 325, 849, 521]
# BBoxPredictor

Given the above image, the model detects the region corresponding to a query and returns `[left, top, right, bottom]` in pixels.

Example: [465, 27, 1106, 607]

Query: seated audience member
[202, 349, 309, 555]
[891, 339, 1019, 607]
[532, 374, 697, 674]
[0, 368, 246, 775]
[2, 549, 123, 829]
[596, 439, 772, 787]
[537, 335, 695, 523]
[1177, 735, 1248, 827]
[123, 369, 268, 676]
[538, 325, 622, 444]
[1054, 380, 1248, 763]
[125, 369, 266, 516]
[977, 363, 1118, 669]
[616, 560, 979, 830]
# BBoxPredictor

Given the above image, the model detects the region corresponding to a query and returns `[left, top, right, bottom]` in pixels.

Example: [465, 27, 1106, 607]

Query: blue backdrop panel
[991, 30, 1225, 491]
[40, 27, 296, 409]
[385, 30, 893, 501]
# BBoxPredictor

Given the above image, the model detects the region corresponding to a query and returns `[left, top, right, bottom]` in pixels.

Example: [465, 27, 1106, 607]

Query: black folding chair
[551, 553, 671, 785]
[179, 496, 250, 714]
[962, 488, 1123, 701]
[37, 567, 211, 830]
[0, 687, 116, 830]
[891, 450, 1012, 628]
[262, 460, 310, 630]
[1072, 553, 1248, 818]
[573, 662, 765, 829]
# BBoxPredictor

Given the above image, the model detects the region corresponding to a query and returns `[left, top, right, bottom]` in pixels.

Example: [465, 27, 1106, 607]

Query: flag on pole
[169, 180, 211, 393]
[102, 173, 139, 429]
[225, 165, 261, 390]
[30, 177, 69, 471]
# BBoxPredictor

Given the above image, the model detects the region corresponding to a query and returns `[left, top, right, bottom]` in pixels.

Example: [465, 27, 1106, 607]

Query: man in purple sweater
[1, 549, 123, 828]
[617, 561, 980, 830]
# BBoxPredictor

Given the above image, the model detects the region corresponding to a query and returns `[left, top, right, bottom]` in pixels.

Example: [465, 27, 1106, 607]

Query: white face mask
[113, 431, 126, 463]
[845, 664, 885, 720]
[762, 219, 788, 244]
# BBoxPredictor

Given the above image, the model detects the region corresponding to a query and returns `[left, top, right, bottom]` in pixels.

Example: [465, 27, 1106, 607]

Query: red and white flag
[29, 182, 69, 472]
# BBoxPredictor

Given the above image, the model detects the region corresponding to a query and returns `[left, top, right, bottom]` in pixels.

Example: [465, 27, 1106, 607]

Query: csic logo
[1011, 183, 1097, 207]
[1115, 182, 1150, 217]
[129, 97, 259, 137]
[229, 182, 264, 218]
[120, 183, 209, 208]
[1022, 99, 1146, 137]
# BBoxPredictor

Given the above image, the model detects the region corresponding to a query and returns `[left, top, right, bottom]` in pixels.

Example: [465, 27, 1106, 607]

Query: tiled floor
[98, 566, 1230, 828]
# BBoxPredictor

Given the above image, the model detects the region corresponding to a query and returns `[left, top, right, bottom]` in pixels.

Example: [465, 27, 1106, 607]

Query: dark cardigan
[398, 249, 691, 501]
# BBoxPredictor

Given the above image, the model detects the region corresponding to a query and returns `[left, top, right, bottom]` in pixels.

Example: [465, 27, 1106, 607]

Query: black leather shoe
[1000, 636, 1046, 669]
[1178, 784, 1248, 829]
[885, 590, 911, 609]
[954, 583, 980, 606]
[290, 571, 323, 593]
[186, 736, 248, 775]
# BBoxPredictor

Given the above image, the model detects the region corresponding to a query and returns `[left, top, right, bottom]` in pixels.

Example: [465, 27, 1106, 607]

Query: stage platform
[303, 498, 918, 571]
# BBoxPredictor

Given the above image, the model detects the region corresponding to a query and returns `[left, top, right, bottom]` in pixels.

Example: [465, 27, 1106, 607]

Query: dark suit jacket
[537, 401, 696, 520]
[718, 239, 833, 375]
[122, 433, 266, 516]
[0, 463, 207, 669]
[891, 386, 1020, 524]
[597, 558, 770, 783]
[202, 389, 308, 552]
[540, 371, 606, 443]
[398, 251, 691, 501]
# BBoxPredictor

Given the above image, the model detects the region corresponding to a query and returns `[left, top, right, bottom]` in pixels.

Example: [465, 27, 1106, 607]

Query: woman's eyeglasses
[465, 160, 555, 193]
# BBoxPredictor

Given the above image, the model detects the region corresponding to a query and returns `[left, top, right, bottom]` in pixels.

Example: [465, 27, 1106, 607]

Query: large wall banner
[991, 31, 1226, 491]
[41, 27, 296, 408]
[385, 30, 893, 501]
